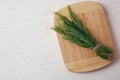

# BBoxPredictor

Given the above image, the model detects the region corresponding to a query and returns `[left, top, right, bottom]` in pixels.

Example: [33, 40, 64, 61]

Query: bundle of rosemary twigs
[51, 5, 112, 60]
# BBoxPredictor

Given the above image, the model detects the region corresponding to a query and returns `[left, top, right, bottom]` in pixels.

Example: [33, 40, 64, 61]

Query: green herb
[51, 5, 112, 60]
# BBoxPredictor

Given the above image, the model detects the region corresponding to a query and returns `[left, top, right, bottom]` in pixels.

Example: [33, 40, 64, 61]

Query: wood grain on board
[54, 1, 115, 72]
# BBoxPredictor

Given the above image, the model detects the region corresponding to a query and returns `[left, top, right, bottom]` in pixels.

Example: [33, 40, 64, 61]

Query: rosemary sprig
[51, 5, 112, 60]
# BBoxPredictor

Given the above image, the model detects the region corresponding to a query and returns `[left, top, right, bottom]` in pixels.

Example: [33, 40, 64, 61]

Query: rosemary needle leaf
[51, 5, 112, 60]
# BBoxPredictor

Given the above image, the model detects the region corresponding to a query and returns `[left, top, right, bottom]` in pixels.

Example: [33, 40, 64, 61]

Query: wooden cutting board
[54, 1, 115, 72]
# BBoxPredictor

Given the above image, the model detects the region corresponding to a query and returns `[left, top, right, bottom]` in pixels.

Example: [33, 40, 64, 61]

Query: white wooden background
[0, 0, 120, 80]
